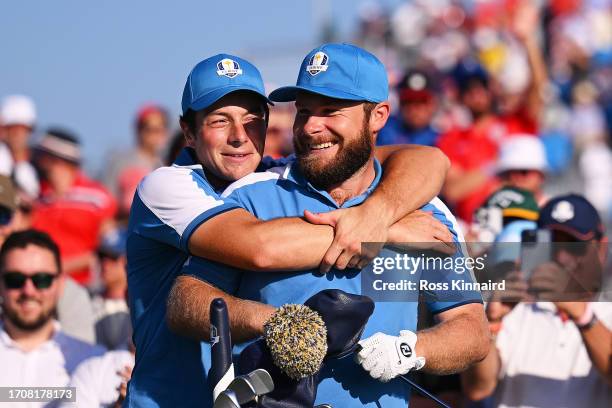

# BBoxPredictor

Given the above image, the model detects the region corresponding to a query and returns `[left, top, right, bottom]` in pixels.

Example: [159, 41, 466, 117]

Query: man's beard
[294, 124, 373, 191]
[3, 298, 56, 331]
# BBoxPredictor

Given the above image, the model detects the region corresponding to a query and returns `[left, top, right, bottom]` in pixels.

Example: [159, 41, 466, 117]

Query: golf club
[226, 368, 274, 404]
[212, 389, 241, 408]
[210, 298, 235, 401]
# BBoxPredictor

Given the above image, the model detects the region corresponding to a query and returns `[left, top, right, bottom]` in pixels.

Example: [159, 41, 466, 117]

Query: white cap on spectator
[497, 134, 548, 174]
[0, 95, 36, 127]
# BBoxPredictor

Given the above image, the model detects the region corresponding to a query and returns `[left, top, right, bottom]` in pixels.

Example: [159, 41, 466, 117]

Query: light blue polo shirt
[125, 147, 287, 408]
[183, 159, 482, 407]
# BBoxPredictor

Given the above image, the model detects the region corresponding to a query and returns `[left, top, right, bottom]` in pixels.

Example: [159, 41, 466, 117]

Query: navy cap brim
[188, 85, 273, 113]
[269, 85, 377, 103]
[542, 223, 598, 241]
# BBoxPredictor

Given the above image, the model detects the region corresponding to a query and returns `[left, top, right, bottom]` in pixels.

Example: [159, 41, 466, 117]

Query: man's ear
[369, 102, 391, 134]
[179, 119, 196, 148]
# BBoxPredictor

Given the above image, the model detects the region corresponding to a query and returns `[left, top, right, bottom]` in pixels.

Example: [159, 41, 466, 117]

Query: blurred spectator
[93, 228, 131, 350]
[264, 103, 294, 159]
[579, 141, 612, 222]
[476, 186, 541, 277]
[0, 95, 40, 199]
[0, 142, 13, 176]
[0, 95, 36, 161]
[497, 135, 549, 205]
[0, 230, 105, 397]
[570, 80, 612, 219]
[491, 1, 548, 136]
[102, 104, 169, 219]
[57, 276, 96, 345]
[0, 175, 19, 246]
[165, 129, 187, 166]
[378, 69, 440, 146]
[472, 185, 540, 244]
[437, 59, 502, 222]
[569, 79, 607, 149]
[1, 175, 96, 344]
[62, 346, 135, 408]
[31, 128, 117, 286]
[462, 194, 611, 406]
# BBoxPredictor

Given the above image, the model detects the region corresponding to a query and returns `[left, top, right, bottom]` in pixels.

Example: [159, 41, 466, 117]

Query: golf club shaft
[398, 374, 452, 408]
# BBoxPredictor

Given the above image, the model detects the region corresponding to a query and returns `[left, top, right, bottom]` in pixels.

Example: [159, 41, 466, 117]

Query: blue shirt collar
[173, 147, 200, 168]
[284, 158, 383, 208]
[173, 147, 225, 192]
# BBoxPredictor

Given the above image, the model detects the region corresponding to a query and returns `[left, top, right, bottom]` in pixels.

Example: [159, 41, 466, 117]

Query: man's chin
[224, 164, 260, 182]
[7, 314, 52, 331]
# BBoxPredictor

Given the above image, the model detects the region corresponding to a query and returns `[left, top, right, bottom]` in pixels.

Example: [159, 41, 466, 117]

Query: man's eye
[245, 115, 264, 123]
[210, 119, 228, 126]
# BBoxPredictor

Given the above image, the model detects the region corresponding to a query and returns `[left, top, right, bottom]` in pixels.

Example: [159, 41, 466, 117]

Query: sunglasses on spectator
[2, 271, 58, 290]
[0, 206, 14, 226]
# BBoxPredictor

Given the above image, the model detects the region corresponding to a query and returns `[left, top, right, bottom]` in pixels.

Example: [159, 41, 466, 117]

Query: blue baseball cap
[269, 43, 388, 103]
[181, 54, 272, 115]
[98, 228, 128, 258]
[538, 194, 604, 241]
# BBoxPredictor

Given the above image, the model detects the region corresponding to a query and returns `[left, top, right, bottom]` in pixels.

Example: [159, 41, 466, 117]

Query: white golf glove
[355, 330, 426, 382]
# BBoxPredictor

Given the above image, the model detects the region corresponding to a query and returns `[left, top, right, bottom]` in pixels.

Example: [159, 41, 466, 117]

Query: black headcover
[305, 289, 374, 359]
[238, 289, 375, 408]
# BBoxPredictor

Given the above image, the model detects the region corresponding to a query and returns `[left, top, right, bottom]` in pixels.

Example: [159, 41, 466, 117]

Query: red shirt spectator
[32, 129, 117, 286]
[437, 118, 503, 222]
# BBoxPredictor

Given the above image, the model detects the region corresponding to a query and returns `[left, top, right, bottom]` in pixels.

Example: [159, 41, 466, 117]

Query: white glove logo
[399, 343, 412, 358]
[356, 330, 425, 382]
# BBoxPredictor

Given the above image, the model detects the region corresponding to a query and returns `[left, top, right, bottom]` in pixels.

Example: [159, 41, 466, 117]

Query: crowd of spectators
[0, 0, 609, 407]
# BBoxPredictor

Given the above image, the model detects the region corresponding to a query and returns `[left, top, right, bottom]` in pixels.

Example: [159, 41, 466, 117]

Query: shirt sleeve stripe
[180, 204, 241, 252]
[137, 167, 227, 237]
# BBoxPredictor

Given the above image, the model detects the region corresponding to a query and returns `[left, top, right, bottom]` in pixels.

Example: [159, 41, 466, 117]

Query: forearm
[461, 339, 501, 400]
[371, 145, 449, 225]
[579, 319, 611, 380]
[189, 209, 333, 272]
[523, 36, 547, 119]
[415, 310, 490, 375]
[246, 217, 334, 271]
[166, 275, 275, 343]
[442, 169, 489, 203]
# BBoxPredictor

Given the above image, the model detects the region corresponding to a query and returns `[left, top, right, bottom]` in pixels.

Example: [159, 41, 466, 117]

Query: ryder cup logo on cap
[181, 53, 271, 115]
[408, 73, 427, 91]
[269, 43, 389, 103]
[216, 58, 243, 78]
[551, 201, 574, 223]
[306, 52, 329, 76]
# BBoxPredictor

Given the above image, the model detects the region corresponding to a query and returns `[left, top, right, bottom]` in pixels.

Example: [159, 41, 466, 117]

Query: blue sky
[0, 0, 402, 174]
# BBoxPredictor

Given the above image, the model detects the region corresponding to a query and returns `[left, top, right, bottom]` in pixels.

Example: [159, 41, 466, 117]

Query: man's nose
[228, 122, 249, 146]
[21, 278, 39, 296]
[301, 114, 325, 137]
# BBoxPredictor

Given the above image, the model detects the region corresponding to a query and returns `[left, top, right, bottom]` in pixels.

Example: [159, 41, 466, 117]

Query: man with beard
[0, 230, 104, 399]
[127, 53, 453, 407]
[178, 43, 489, 407]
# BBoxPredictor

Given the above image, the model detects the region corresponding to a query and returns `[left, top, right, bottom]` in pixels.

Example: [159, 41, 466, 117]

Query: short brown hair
[0, 229, 61, 274]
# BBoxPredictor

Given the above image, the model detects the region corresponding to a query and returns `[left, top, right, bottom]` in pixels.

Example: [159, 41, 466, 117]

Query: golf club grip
[209, 298, 234, 400]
